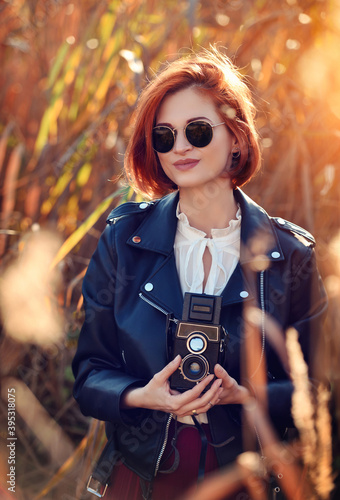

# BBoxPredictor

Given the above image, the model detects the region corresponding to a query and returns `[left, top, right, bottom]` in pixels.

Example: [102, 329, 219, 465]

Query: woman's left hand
[213, 364, 250, 405]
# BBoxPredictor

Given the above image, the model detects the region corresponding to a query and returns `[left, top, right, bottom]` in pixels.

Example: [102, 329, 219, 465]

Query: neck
[178, 178, 238, 237]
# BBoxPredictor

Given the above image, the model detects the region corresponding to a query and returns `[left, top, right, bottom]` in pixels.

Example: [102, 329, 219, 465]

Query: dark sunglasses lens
[186, 121, 213, 148]
[152, 127, 174, 153]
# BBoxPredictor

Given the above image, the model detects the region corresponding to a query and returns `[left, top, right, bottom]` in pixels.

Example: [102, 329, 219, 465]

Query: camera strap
[191, 415, 208, 482]
[191, 415, 236, 482]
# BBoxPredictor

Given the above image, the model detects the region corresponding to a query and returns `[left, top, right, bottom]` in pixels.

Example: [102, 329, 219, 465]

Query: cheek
[216, 136, 233, 165]
[157, 156, 174, 178]
[155, 153, 165, 169]
[206, 144, 232, 176]
[157, 155, 167, 171]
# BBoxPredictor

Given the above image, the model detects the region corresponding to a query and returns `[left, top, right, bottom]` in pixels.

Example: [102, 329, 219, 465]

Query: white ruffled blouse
[174, 203, 242, 424]
[174, 204, 241, 296]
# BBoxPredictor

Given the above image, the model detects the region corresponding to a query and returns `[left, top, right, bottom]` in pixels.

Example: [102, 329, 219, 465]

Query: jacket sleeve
[72, 223, 147, 425]
[267, 244, 328, 428]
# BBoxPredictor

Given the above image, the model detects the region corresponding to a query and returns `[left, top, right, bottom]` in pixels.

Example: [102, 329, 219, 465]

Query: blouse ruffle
[174, 204, 241, 296]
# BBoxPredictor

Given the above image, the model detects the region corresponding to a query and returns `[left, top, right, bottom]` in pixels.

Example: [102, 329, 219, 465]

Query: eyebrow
[156, 116, 213, 127]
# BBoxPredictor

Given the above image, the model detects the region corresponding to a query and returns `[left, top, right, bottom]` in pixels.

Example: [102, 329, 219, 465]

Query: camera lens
[187, 333, 207, 354]
[189, 336, 204, 352]
[181, 354, 209, 382]
[188, 362, 201, 375]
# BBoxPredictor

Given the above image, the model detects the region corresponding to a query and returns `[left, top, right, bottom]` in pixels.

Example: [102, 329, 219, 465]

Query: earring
[232, 147, 241, 159]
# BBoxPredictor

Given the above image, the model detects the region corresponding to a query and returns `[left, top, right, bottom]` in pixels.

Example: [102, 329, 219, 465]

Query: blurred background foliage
[0, 0, 340, 498]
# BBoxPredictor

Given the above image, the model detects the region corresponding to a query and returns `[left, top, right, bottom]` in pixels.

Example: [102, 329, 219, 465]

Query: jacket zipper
[252, 270, 269, 471]
[154, 413, 173, 476]
[138, 293, 176, 477]
[250, 270, 266, 378]
[139, 292, 174, 318]
[107, 214, 127, 225]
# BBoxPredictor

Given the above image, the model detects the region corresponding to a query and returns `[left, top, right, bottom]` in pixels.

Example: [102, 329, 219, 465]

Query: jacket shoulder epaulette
[272, 217, 315, 247]
[106, 200, 155, 225]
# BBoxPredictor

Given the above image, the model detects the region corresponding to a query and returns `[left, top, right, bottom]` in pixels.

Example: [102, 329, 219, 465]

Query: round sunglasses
[152, 120, 225, 153]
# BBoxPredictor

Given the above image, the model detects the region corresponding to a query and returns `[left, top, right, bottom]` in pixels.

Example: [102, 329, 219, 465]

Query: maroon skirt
[105, 420, 219, 500]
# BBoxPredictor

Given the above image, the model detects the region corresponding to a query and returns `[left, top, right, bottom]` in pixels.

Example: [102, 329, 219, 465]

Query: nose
[173, 130, 193, 154]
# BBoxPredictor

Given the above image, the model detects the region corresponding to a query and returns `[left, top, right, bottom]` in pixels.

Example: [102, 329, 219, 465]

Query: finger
[179, 380, 223, 417]
[214, 363, 228, 378]
[169, 374, 215, 411]
[191, 379, 223, 408]
[214, 364, 235, 389]
[155, 355, 182, 383]
[205, 389, 223, 410]
[169, 389, 181, 396]
[182, 396, 222, 418]
[184, 374, 215, 400]
[193, 395, 222, 416]
[204, 398, 220, 412]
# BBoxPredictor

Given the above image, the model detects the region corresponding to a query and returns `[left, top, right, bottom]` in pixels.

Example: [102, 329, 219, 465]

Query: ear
[231, 146, 241, 158]
[230, 134, 239, 151]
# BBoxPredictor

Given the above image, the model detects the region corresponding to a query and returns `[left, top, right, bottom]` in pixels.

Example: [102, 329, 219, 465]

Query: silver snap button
[144, 283, 153, 292]
[240, 291, 249, 298]
[271, 251, 281, 259]
[277, 218, 285, 225]
[139, 202, 148, 209]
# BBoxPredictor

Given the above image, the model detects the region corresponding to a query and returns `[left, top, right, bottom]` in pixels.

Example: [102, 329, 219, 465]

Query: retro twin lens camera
[167, 293, 227, 392]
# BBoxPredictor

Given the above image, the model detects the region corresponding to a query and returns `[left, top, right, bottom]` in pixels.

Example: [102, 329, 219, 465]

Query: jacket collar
[127, 191, 179, 255]
[130, 188, 284, 315]
[234, 188, 284, 263]
[127, 188, 284, 263]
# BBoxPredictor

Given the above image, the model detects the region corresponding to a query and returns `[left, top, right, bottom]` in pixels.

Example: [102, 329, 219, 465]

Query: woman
[72, 49, 327, 500]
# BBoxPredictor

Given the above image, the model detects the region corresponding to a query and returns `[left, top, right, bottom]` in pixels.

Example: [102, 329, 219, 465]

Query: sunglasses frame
[152, 120, 225, 153]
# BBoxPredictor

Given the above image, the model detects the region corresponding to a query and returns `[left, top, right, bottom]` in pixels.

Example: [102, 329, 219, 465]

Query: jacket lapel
[125, 188, 284, 316]
[126, 191, 184, 318]
[140, 252, 184, 319]
[220, 262, 254, 307]
[127, 191, 179, 256]
[234, 189, 284, 264]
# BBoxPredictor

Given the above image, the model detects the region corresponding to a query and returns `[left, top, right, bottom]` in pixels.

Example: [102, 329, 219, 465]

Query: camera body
[167, 293, 227, 392]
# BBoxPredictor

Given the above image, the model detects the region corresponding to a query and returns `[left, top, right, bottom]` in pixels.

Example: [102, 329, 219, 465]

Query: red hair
[124, 48, 261, 199]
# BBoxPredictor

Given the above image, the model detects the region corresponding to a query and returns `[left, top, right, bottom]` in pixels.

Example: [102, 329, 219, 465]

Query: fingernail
[173, 355, 181, 362]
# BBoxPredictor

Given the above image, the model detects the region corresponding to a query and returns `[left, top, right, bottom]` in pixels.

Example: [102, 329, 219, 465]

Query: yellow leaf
[99, 9, 117, 44]
[34, 108, 52, 154]
[34, 97, 64, 154]
[50, 187, 129, 269]
[48, 41, 70, 88]
[92, 56, 119, 104]
[77, 162, 92, 187]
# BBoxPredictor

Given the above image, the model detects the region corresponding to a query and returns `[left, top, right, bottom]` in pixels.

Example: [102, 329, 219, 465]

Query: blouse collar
[176, 202, 242, 241]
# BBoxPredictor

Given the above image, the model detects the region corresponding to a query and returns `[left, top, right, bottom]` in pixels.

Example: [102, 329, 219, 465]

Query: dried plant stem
[314, 386, 334, 499]
[286, 328, 317, 469]
[286, 328, 334, 499]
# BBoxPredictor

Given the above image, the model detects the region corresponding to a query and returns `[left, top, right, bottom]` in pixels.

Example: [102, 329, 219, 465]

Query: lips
[173, 159, 200, 171]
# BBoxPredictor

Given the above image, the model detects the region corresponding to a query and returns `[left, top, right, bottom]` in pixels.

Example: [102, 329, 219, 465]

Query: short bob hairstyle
[124, 48, 261, 199]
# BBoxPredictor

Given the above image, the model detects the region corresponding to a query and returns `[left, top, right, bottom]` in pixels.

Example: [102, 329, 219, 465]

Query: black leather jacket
[72, 188, 327, 482]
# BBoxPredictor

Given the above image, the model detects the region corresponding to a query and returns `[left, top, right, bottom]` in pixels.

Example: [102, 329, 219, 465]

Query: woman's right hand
[121, 355, 223, 418]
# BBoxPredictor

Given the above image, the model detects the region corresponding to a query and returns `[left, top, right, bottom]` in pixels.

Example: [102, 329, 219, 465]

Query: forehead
[156, 87, 219, 124]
